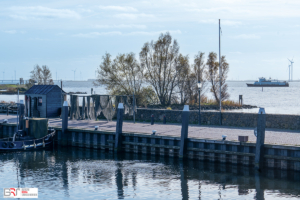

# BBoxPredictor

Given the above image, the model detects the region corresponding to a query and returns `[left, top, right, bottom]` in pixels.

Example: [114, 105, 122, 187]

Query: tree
[94, 52, 157, 106]
[205, 52, 229, 104]
[192, 52, 207, 103]
[30, 65, 54, 85]
[176, 55, 190, 104]
[140, 32, 186, 105]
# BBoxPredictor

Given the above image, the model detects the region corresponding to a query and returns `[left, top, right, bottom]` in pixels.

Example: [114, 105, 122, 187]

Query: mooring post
[151, 114, 154, 125]
[163, 115, 166, 124]
[62, 101, 69, 146]
[179, 105, 189, 158]
[18, 100, 24, 130]
[255, 108, 266, 170]
[114, 103, 124, 152]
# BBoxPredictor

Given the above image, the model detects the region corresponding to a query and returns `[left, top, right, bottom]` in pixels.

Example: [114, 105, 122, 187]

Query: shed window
[38, 97, 42, 106]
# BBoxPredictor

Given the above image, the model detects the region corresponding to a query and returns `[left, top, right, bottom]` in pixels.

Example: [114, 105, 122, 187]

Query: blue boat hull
[246, 83, 289, 87]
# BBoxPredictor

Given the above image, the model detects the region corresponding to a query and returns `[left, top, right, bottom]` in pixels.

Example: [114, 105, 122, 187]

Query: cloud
[73, 31, 122, 38]
[199, 19, 241, 26]
[9, 6, 81, 20]
[229, 51, 242, 54]
[73, 30, 181, 38]
[4, 30, 17, 34]
[127, 30, 182, 36]
[98, 6, 137, 12]
[114, 13, 154, 20]
[232, 34, 260, 39]
[94, 24, 147, 29]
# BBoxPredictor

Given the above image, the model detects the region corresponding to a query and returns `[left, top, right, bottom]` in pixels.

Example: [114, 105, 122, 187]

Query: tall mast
[219, 19, 222, 125]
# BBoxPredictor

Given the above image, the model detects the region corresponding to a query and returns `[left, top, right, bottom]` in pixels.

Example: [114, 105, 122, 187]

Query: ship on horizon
[246, 77, 289, 87]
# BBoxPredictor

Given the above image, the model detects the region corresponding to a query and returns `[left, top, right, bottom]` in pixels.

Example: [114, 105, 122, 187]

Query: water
[0, 147, 299, 199]
[1, 81, 300, 114]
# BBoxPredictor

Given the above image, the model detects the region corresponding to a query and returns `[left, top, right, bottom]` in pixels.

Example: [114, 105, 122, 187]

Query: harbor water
[1, 81, 300, 114]
[0, 147, 300, 199]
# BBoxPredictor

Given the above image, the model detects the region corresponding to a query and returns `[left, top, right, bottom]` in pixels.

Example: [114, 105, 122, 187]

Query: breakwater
[1, 121, 300, 171]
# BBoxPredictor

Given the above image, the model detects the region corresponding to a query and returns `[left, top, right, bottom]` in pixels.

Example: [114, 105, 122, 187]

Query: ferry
[246, 77, 289, 87]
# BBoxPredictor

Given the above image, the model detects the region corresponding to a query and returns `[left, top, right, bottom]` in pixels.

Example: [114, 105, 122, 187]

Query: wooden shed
[24, 85, 66, 118]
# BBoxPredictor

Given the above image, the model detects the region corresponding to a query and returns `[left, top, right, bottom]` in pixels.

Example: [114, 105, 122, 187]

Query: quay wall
[127, 109, 300, 130]
[75, 107, 300, 130]
[1, 123, 300, 171]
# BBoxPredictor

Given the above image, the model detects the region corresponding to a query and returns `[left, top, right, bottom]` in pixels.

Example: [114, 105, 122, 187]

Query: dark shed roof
[25, 85, 66, 95]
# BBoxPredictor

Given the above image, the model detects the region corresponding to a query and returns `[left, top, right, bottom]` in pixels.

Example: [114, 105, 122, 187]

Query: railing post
[163, 115, 166, 124]
[179, 105, 189, 158]
[255, 108, 266, 170]
[114, 103, 124, 152]
[62, 101, 69, 146]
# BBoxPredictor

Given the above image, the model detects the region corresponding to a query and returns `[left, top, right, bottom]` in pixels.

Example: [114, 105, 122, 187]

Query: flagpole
[219, 19, 222, 125]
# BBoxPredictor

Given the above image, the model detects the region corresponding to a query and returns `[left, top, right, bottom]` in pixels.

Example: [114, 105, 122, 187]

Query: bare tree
[192, 52, 207, 103]
[205, 52, 229, 104]
[30, 65, 54, 85]
[219, 55, 230, 101]
[140, 32, 186, 105]
[177, 55, 190, 104]
[94, 52, 157, 106]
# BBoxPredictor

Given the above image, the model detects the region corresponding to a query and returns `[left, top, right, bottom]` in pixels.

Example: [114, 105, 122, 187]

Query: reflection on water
[0, 147, 300, 199]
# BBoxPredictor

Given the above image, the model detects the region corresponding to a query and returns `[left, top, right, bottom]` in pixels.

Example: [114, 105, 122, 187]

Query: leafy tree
[94, 52, 157, 106]
[205, 52, 229, 104]
[140, 32, 186, 105]
[30, 65, 54, 85]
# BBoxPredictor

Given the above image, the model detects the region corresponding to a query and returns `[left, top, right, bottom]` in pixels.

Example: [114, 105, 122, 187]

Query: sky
[0, 0, 300, 81]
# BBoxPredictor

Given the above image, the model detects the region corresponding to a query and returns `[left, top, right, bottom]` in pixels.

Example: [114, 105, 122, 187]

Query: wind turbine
[288, 58, 294, 81]
[72, 69, 77, 80]
[287, 64, 291, 81]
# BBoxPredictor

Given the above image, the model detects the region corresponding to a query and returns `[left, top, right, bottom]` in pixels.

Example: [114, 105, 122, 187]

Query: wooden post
[179, 105, 189, 158]
[62, 101, 69, 146]
[255, 108, 266, 170]
[114, 103, 124, 152]
[18, 100, 24, 130]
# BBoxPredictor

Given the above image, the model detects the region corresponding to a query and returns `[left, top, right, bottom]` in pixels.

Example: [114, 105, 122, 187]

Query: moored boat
[0, 117, 56, 152]
[0, 128, 55, 152]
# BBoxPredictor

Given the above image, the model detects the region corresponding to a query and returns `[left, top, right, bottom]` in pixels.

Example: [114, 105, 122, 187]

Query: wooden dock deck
[1, 114, 300, 146]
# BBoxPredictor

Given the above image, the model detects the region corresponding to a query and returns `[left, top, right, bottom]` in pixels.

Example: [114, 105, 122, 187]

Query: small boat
[0, 128, 55, 152]
[246, 77, 289, 87]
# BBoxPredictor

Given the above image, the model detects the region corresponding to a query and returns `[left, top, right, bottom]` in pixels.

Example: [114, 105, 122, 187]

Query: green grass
[0, 84, 27, 93]
[200, 99, 241, 107]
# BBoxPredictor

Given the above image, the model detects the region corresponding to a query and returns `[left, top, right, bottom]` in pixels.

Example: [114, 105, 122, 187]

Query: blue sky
[0, 0, 299, 81]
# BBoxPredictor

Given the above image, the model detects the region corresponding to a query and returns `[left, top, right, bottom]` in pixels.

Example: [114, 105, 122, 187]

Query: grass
[0, 84, 27, 93]
[200, 97, 241, 107]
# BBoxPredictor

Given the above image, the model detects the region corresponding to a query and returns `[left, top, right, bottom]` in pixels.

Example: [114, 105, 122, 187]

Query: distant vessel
[247, 77, 289, 87]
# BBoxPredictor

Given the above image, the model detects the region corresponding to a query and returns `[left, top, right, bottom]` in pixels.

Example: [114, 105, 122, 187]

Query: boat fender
[43, 139, 45, 148]
[9, 142, 14, 148]
[34, 140, 36, 149]
[23, 142, 26, 150]
[2, 142, 8, 148]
